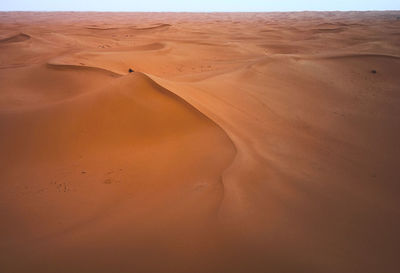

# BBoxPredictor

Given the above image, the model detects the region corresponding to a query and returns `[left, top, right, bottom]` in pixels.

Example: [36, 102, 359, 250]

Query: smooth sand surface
[0, 11, 400, 273]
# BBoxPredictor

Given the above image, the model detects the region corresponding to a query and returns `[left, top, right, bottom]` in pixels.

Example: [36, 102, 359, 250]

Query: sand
[0, 11, 399, 273]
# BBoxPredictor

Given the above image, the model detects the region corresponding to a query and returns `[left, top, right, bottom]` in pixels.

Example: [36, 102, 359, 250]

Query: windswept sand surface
[0, 11, 400, 273]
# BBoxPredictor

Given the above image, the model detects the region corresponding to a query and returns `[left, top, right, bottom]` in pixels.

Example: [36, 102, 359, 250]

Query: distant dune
[0, 33, 31, 44]
[0, 11, 399, 273]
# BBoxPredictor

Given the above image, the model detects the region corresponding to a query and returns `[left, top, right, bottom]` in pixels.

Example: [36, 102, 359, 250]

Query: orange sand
[0, 11, 400, 273]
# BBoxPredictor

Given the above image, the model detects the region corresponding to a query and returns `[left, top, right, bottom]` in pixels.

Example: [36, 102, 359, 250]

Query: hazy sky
[1, 0, 399, 12]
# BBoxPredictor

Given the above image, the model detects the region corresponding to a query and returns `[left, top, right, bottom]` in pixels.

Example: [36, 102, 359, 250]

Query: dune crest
[46, 62, 122, 77]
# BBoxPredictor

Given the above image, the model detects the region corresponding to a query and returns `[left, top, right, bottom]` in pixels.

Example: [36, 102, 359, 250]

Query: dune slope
[0, 71, 235, 273]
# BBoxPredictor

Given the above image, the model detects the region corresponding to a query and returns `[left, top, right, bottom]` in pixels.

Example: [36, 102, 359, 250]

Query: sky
[0, 0, 399, 12]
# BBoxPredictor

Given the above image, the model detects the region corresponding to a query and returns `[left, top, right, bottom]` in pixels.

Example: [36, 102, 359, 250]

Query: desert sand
[0, 11, 400, 273]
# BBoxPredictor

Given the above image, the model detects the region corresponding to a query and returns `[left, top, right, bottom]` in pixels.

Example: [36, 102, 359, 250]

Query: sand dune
[0, 33, 31, 44]
[0, 71, 235, 272]
[318, 53, 400, 60]
[311, 27, 346, 33]
[86, 26, 119, 30]
[133, 23, 172, 31]
[0, 64, 119, 109]
[132, 42, 166, 51]
[0, 11, 400, 273]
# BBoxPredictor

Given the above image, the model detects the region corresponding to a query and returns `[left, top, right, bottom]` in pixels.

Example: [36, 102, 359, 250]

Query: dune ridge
[46, 62, 123, 77]
[133, 23, 172, 31]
